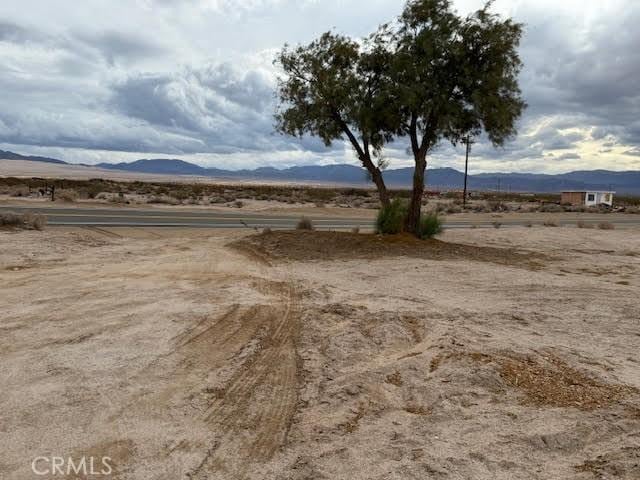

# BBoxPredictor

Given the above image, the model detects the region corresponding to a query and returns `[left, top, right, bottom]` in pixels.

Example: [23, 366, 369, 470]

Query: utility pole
[463, 135, 472, 207]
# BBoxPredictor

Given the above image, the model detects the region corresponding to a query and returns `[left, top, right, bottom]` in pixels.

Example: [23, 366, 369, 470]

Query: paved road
[2, 205, 640, 230]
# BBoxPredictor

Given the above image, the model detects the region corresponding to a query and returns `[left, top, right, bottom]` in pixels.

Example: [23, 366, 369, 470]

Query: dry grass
[577, 220, 594, 229]
[231, 231, 547, 269]
[385, 371, 404, 387]
[497, 353, 636, 410]
[598, 222, 615, 230]
[0, 212, 47, 230]
[432, 350, 637, 411]
[404, 405, 431, 416]
[574, 447, 640, 478]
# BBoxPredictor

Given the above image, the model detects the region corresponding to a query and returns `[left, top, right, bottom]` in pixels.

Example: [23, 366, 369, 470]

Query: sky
[0, 0, 639, 174]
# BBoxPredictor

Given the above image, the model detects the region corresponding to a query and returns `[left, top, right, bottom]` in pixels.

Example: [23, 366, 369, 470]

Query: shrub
[597, 222, 615, 230]
[148, 195, 179, 205]
[376, 199, 406, 234]
[543, 219, 559, 227]
[0, 212, 46, 230]
[296, 216, 314, 230]
[488, 200, 508, 212]
[56, 189, 78, 202]
[446, 204, 462, 214]
[525, 221, 533, 228]
[24, 213, 47, 231]
[539, 203, 563, 213]
[262, 227, 272, 235]
[492, 221, 502, 229]
[351, 226, 360, 234]
[234, 200, 244, 208]
[577, 220, 593, 229]
[417, 213, 443, 239]
[0, 212, 21, 227]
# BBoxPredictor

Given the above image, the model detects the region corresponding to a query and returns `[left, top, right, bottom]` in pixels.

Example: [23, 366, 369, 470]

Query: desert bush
[597, 222, 615, 230]
[446, 204, 462, 214]
[234, 200, 244, 208]
[296, 216, 314, 230]
[10, 186, 30, 197]
[171, 189, 191, 201]
[1, 212, 46, 230]
[492, 221, 502, 229]
[376, 199, 406, 234]
[418, 213, 443, 239]
[543, 219, 559, 227]
[488, 200, 509, 212]
[538, 203, 563, 213]
[23, 212, 46, 230]
[56, 189, 78, 202]
[525, 221, 533, 228]
[577, 220, 593, 229]
[351, 226, 360, 234]
[148, 195, 180, 205]
[0, 212, 22, 227]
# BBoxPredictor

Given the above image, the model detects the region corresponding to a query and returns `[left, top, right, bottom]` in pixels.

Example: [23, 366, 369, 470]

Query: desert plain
[1, 222, 639, 479]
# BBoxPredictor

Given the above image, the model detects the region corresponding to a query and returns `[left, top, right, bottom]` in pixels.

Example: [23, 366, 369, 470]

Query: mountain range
[2, 150, 639, 194]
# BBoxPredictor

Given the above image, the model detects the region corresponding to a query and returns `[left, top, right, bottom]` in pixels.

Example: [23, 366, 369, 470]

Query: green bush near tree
[376, 199, 407, 234]
[376, 199, 442, 238]
[417, 213, 443, 239]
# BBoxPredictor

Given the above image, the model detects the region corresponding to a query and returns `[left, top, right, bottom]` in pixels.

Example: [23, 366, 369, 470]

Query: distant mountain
[0, 149, 67, 164]
[2, 150, 639, 194]
[97, 159, 208, 176]
[94, 159, 640, 194]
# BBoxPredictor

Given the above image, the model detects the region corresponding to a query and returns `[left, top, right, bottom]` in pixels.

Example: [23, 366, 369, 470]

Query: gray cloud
[0, 0, 638, 172]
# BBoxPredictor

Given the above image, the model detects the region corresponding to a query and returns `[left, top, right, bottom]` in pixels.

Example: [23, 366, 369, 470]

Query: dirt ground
[1, 225, 639, 479]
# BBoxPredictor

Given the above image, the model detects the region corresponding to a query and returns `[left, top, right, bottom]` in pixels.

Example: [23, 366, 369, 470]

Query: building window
[587, 194, 595, 202]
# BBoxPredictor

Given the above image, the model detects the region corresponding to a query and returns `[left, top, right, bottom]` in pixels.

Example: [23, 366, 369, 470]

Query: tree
[274, 32, 398, 207]
[390, 0, 526, 233]
[274, 1, 525, 236]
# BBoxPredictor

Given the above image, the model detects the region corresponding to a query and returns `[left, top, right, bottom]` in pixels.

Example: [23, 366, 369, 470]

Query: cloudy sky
[1, 0, 639, 173]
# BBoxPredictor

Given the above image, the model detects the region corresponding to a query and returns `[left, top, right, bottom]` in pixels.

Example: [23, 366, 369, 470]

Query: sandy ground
[1, 225, 639, 479]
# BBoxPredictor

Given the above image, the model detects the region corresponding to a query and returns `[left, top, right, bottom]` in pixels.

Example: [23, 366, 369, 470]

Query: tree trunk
[335, 115, 391, 209]
[405, 151, 427, 234]
[365, 159, 391, 208]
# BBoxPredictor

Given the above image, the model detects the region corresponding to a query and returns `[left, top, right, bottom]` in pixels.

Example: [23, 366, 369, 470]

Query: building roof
[561, 190, 616, 194]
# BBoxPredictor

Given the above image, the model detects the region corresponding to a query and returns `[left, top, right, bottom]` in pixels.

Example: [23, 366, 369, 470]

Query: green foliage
[275, 2, 526, 235]
[393, 0, 526, 148]
[376, 199, 407, 234]
[417, 213, 443, 239]
[376, 200, 443, 238]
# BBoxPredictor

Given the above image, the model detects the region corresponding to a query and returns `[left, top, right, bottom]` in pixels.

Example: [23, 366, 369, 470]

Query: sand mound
[231, 230, 546, 268]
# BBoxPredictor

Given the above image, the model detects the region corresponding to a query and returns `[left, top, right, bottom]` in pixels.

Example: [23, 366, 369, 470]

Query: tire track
[190, 280, 300, 478]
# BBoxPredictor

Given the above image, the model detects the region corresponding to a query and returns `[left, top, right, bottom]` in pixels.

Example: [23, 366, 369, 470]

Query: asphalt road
[2, 205, 640, 230]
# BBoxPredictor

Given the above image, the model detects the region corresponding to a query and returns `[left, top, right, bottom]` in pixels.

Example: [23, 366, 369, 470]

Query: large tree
[274, 1, 525, 235]
[392, 0, 526, 233]
[274, 32, 398, 207]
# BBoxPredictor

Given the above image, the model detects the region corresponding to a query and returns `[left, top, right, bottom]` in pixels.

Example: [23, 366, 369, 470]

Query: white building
[561, 191, 615, 207]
